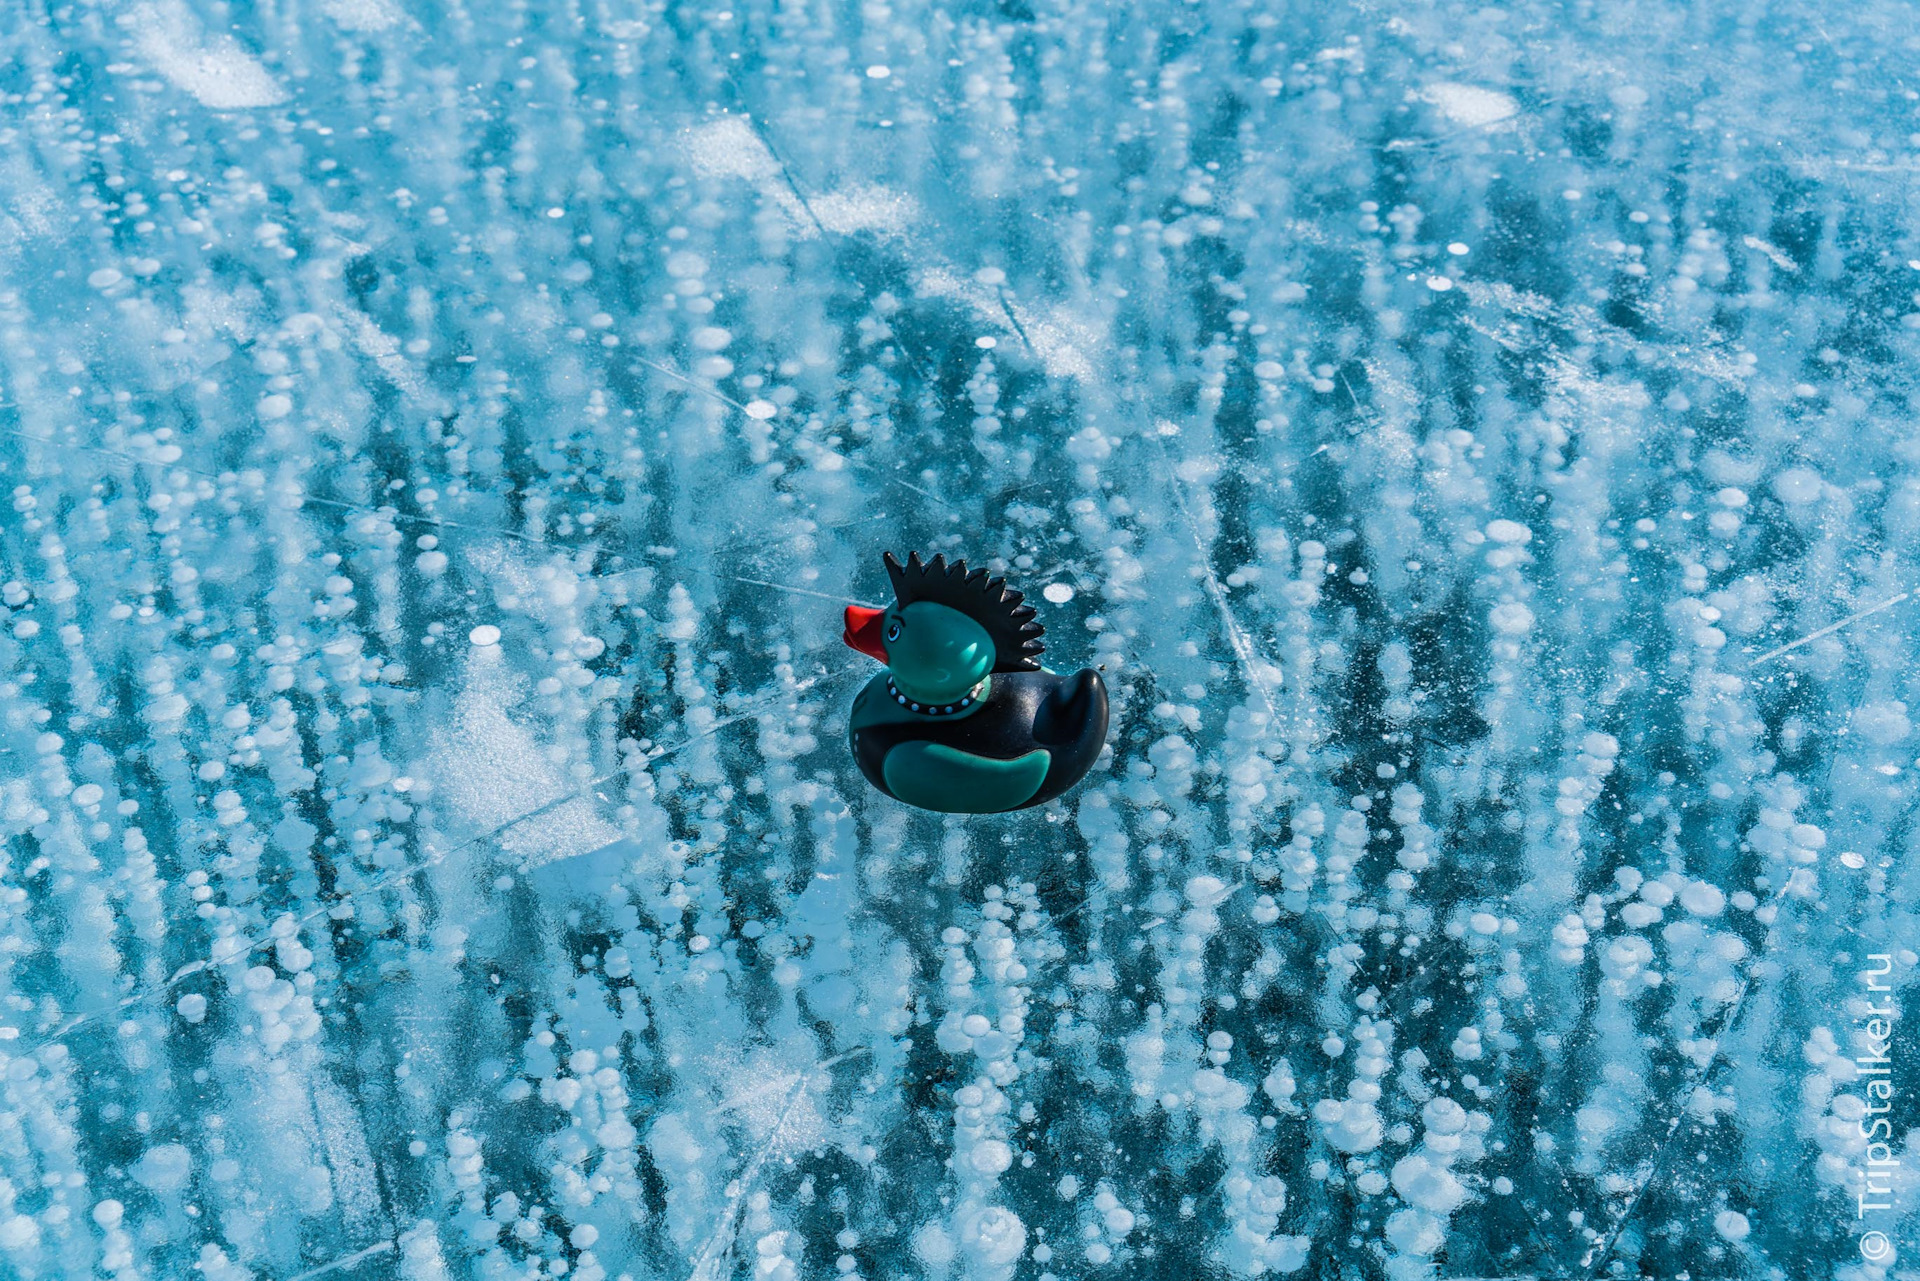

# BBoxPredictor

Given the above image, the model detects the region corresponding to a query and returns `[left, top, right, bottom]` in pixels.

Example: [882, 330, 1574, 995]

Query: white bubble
[960, 1207, 1026, 1265]
[177, 993, 208, 1023]
[968, 1139, 1013, 1175]
[975, 336, 997, 349]
[1485, 519, 1532, 544]
[469, 625, 501, 647]
[1772, 466, 1822, 505]
[1385, 1207, 1444, 1255]
[1421, 83, 1518, 127]
[1489, 602, 1535, 634]
[1186, 874, 1230, 907]
[665, 250, 709, 279]
[1426, 275, 1454, 291]
[743, 399, 778, 419]
[71, 783, 105, 807]
[1679, 881, 1726, 917]
[130, 1143, 192, 1194]
[865, 64, 891, 79]
[1042, 582, 1074, 604]
[88, 267, 125, 289]
[1713, 1210, 1750, 1241]
[912, 1222, 956, 1269]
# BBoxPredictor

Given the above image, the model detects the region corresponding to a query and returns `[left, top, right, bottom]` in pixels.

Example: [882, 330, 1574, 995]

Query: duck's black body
[849, 668, 1109, 812]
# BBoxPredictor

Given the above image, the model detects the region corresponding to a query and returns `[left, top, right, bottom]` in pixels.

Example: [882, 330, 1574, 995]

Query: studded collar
[886, 675, 986, 716]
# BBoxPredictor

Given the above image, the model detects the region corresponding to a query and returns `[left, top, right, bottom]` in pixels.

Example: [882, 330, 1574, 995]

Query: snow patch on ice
[128, 2, 287, 109]
[812, 184, 920, 236]
[1421, 82, 1519, 127]
[427, 645, 617, 868]
[320, 0, 403, 32]
[685, 116, 782, 186]
[915, 267, 1099, 379]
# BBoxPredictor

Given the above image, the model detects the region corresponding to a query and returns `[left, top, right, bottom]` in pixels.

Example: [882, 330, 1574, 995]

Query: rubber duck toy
[842, 551, 1109, 813]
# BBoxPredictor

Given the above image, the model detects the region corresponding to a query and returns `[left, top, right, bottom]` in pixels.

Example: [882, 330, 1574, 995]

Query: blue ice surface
[0, 0, 1916, 1277]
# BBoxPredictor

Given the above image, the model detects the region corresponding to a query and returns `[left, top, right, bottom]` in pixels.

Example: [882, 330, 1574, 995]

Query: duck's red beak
[843, 605, 888, 662]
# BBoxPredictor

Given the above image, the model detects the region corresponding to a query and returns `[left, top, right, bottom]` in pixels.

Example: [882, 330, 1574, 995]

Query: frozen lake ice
[0, 1, 1916, 1278]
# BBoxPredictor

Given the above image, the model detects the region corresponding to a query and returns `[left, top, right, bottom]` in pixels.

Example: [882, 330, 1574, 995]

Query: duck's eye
[885, 619, 901, 643]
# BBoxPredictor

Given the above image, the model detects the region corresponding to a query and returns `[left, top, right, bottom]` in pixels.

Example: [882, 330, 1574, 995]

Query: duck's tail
[1033, 669, 1107, 749]
[1019, 669, 1110, 809]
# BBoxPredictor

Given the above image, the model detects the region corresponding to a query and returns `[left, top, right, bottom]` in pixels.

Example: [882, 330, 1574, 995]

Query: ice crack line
[1578, 880, 1800, 1278]
[686, 1046, 873, 1281]
[283, 1238, 397, 1281]
[1150, 431, 1284, 731]
[1747, 590, 1911, 666]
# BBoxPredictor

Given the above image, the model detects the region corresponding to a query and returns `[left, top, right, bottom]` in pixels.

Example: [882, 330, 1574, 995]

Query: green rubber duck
[842, 552, 1109, 813]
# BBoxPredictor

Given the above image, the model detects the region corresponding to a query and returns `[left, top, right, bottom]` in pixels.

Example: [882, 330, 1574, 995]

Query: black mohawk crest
[883, 551, 1045, 673]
